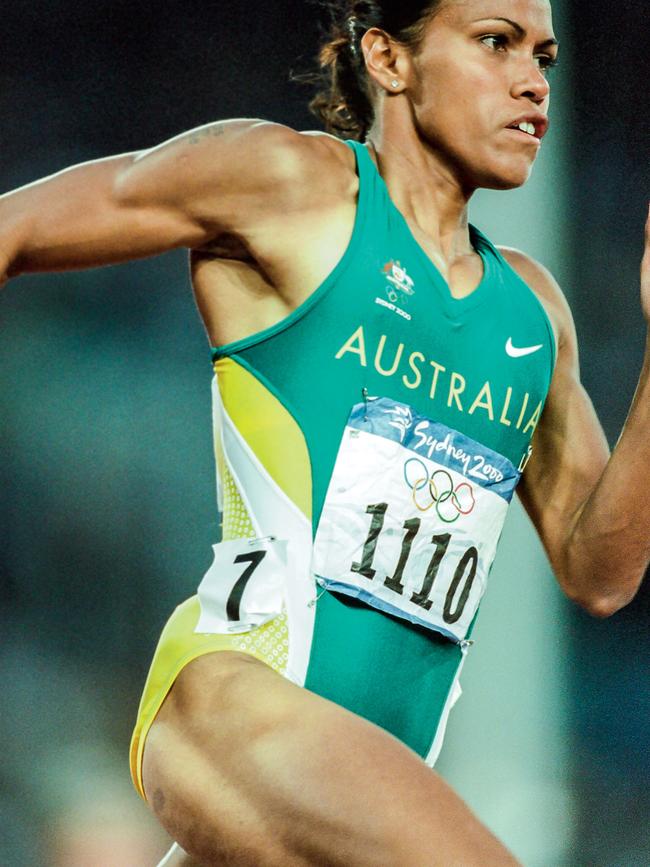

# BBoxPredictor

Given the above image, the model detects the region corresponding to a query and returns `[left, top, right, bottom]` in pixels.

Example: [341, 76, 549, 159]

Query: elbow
[560, 545, 645, 618]
[578, 596, 622, 619]
[567, 583, 637, 618]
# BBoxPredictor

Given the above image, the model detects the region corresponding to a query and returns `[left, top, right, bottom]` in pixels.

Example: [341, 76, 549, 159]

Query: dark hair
[310, 1, 442, 141]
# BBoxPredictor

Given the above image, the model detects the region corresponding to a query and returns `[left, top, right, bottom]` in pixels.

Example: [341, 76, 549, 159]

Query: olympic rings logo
[403, 458, 476, 523]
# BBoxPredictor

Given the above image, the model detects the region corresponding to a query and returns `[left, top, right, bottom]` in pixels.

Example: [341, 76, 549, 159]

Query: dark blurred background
[1, 2, 648, 865]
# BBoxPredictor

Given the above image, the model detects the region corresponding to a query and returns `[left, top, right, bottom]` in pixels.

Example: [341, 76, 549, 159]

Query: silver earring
[391, 79, 399, 89]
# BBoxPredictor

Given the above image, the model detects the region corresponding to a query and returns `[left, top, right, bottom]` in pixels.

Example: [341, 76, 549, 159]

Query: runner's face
[409, 0, 557, 189]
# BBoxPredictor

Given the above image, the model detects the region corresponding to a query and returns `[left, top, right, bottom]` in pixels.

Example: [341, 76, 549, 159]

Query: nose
[512, 60, 551, 105]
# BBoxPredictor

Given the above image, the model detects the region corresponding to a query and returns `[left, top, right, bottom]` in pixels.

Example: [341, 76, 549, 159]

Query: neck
[366, 117, 476, 264]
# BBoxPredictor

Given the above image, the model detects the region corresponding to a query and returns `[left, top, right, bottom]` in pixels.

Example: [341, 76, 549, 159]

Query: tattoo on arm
[188, 126, 226, 145]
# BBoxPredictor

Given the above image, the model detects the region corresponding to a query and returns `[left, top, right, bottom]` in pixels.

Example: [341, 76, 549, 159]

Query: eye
[535, 54, 559, 76]
[480, 34, 509, 52]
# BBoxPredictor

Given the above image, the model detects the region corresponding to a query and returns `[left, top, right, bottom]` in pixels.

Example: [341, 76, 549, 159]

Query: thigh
[143, 651, 323, 865]
[130, 594, 289, 799]
[142, 650, 520, 867]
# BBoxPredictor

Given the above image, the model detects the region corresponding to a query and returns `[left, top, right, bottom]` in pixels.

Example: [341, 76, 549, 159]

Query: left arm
[502, 211, 650, 617]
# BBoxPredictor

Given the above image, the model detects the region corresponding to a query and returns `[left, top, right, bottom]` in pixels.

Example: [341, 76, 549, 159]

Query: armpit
[192, 232, 254, 262]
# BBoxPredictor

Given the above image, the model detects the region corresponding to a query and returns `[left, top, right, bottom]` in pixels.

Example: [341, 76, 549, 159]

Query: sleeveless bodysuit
[129, 140, 556, 799]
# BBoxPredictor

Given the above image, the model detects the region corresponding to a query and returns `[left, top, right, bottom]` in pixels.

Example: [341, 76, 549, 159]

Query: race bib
[195, 536, 288, 634]
[312, 397, 521, 642]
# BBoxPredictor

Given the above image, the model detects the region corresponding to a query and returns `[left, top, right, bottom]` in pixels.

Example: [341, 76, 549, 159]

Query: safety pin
[518, 446, 533, 473]
[248, 535, 276, 546]
[308, 586, 328, 609]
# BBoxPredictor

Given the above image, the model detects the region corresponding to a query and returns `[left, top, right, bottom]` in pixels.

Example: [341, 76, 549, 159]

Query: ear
[360, 28, 410, 94]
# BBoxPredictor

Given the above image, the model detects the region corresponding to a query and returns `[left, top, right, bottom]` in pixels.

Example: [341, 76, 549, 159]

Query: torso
[205, 139, 557, 761]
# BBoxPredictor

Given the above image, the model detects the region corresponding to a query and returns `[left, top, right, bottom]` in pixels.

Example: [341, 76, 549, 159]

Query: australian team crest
[383, 260, 415, 303]
[374, 259, 416, 321]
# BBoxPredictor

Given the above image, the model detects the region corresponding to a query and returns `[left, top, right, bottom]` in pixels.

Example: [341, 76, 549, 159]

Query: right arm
[0, 119, 326, 284]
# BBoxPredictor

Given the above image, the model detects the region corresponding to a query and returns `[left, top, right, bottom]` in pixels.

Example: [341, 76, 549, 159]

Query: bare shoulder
[498, 245, 576, 355]
[268, 126, 358, 205]
[186, 120, 353, 191]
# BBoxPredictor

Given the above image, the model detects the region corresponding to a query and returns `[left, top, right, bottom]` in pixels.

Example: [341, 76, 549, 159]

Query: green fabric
[307, 591, 461, 757]
[211, 140, 555, 758]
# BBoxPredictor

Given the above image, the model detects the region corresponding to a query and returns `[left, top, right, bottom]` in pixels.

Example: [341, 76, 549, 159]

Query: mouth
[505, 115, 549, 142]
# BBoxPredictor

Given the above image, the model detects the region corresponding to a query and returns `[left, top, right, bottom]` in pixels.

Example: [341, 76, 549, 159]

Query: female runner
[2, 0, 649, 864]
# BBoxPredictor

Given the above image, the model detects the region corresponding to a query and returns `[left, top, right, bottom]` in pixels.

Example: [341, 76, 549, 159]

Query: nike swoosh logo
[505, 337, 543, 358]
